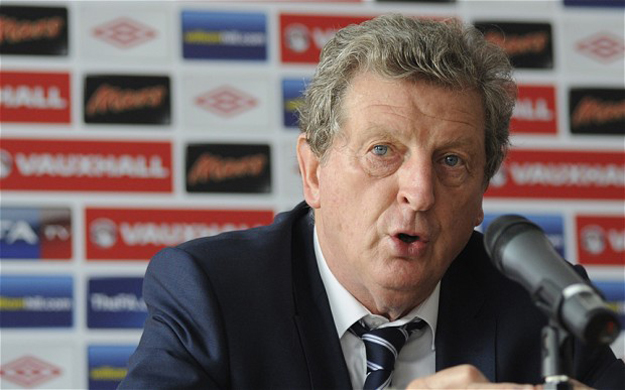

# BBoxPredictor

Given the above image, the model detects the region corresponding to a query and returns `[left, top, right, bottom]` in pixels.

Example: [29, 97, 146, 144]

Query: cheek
[319, 164, 389, 238]
[319, 166, 348, 207]
[438, 183, 484, 227]
[318, 166, 355, 233]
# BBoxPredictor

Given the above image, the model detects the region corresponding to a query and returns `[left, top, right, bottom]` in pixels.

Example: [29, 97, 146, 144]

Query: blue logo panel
[88, 277, 147, 329]
[282, 78, 308, 128]
[0, 275, 73, 327]
[0, 206, 72, 260]
[564, 0, 624, 7]
[481, 213, 565, 257]
[88, 345, 136, 390]
[0, 208, 41, 259]
[182, 11, 267, 60]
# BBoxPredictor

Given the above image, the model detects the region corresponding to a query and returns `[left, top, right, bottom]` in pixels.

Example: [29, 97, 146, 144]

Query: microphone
[484, 215, 620, 346]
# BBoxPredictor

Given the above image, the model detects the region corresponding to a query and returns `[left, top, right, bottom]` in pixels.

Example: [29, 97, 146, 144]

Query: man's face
[298, 72, 487, 318]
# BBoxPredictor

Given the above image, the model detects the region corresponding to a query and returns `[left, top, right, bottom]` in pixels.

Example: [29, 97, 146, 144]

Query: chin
[376, 270, 425, 292]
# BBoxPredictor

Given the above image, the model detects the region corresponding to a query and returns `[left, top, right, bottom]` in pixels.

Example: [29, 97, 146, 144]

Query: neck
[348, 282, 432, 321]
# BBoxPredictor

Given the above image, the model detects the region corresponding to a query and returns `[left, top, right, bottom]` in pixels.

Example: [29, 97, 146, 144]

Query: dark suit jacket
[119, 202, 624, 389]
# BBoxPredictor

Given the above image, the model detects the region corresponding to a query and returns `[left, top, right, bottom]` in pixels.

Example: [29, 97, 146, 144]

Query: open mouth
[397, 233, 418, 244]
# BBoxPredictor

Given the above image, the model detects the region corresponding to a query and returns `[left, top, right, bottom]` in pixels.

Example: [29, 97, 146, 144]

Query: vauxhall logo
[284, 23, 336, 53]
[89, 215, 262, 249]
[0, 84, 67, 109]
[579, 222, 625, 261]
[0, 71, 71, 123]
[0, 149, 12, 179]
[2, 150, 169, 179]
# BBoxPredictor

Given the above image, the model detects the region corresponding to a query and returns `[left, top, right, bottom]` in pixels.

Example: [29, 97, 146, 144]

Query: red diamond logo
[195, 86, 258, 117]
[576, 32, 624, 63]
[0, 356, 62, 388]
[93, 17, 157, 49]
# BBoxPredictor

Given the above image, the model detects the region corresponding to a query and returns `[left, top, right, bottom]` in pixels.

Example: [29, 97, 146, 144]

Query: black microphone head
[484, 214, 542, 268]
[585, 307, 621, 346]
[561, 287, 622, 346]
[483, 214, 622, 346]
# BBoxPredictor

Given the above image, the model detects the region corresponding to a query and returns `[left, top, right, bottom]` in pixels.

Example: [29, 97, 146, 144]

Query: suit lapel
[289, 207, 353, 389]
[435, 232, 497, 381]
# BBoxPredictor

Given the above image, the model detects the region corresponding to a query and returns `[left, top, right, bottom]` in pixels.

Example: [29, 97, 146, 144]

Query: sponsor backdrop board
[0, 1, 623, 388]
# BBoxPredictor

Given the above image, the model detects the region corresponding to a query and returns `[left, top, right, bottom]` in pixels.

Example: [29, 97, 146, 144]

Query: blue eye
[372, 145, 389, 156]
[444, 155, 460, 166]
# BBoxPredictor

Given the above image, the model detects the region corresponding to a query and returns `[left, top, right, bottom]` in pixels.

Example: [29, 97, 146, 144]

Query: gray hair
[298, 14, 516, 182]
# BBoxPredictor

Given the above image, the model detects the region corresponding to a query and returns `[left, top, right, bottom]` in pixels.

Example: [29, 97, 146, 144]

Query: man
[119, 14, 624, 389]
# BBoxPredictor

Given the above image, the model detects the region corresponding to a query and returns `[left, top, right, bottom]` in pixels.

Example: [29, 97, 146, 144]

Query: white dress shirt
[313, 227, 439, 389]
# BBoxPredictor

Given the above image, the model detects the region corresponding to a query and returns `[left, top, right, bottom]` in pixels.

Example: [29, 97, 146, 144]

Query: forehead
[340, 72, 485, 143]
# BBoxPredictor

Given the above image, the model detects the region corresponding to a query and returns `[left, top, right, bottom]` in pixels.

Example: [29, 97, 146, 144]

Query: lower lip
[388, 235, 429, 257]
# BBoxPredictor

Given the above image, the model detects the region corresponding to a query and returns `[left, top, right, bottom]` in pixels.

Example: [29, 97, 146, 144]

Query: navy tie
[350, 319, 426, 390]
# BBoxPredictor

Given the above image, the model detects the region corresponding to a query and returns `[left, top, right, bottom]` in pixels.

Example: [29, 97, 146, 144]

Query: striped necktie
[350, 319, 426, 390]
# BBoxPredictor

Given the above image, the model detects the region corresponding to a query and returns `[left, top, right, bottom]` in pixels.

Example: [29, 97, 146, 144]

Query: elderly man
[119, 14, 624, 390]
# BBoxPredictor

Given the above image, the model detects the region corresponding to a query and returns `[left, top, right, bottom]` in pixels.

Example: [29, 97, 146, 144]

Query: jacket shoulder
[174, 201, 312, 269]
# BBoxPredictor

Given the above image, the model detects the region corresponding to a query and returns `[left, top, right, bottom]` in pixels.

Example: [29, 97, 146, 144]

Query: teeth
[398, 233, 418, 243]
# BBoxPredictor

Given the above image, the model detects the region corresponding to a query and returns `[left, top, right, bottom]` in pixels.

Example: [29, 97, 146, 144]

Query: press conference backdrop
[0, 0, 623, 388]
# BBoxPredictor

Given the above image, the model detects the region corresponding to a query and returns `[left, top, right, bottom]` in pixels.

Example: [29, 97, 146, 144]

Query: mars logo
[0, 5, 68, 56]
[188, 153, 267, 184]
[86, 208, 273, 260]
[511, 85, 557, 134]
[475, 22, 553, 69]
[0, 16, 64, 45]
[576, 32, 624, 63]
[86, 84, 167, 116]
[577, 215, 624, 266]
[280, 14, 372, 64]
[84, 75, 170, 125]
[0, 71, 71, 123]
[0, 355, 61, 388]
[0, 138, 172, 192]
[195, 86, 257, 117]
[569, 88, 624, 135]
[186, 144, 271, 193]
[93, 17, 157, 49]
[485, 149, 624, 200]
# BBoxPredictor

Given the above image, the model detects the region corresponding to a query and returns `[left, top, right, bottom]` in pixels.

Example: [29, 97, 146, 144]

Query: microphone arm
[484, 215, 621, 389]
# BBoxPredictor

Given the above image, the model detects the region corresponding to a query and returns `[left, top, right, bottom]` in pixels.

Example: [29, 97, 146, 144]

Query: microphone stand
[542, 319, 574, 390]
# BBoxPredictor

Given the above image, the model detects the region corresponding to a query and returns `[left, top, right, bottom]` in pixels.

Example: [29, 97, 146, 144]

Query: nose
[396, 157, 436, 212]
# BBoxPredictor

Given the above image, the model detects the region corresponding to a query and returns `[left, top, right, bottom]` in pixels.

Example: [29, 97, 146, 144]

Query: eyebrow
[354, 125, 405, 141]
[438, 134, 483, 149]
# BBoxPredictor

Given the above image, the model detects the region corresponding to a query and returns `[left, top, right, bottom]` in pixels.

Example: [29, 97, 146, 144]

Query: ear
[297, 133, 321, 209]
[475, 205, 484, 227]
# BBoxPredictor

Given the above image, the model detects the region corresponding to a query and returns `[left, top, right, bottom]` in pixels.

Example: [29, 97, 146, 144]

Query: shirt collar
[313, 225, 439, 350]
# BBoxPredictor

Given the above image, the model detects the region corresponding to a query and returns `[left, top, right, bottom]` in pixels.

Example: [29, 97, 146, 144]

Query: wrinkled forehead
[340, 72, 484, 126]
